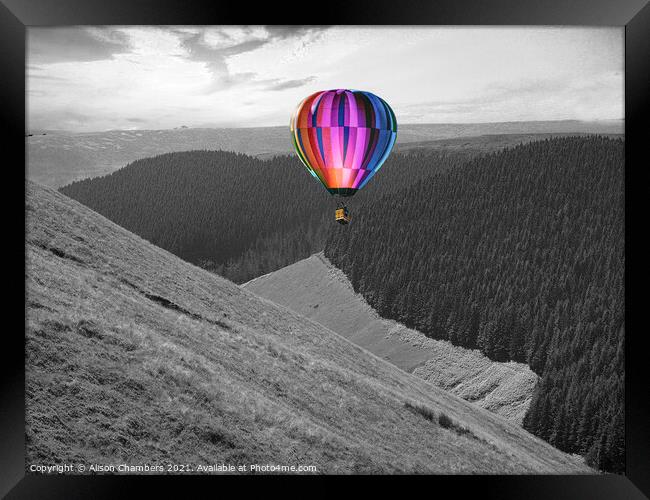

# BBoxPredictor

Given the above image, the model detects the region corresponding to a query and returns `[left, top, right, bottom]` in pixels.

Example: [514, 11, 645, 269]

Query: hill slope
[25, 182, 589, 474]
[244, 253, 537, 425]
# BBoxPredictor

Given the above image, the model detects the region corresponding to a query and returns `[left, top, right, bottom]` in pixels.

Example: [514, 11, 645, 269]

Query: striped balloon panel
[290, 89, 397, 196]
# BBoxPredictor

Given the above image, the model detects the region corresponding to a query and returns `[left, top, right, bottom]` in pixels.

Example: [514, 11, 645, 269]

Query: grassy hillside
[25, 182, 589, 474]
[244, 253, 537, 425]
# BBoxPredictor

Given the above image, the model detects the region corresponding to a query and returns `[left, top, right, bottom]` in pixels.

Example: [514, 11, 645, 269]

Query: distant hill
[25, 181, 589, 473]
[325, 136, 625, 473]
[244, 253, 538, 425]
[29, 120, 623, 187]
[393, 132, 623, 156]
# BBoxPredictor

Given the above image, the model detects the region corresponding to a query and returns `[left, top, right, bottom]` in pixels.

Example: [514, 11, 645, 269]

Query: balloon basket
[335, 206, 351, 225]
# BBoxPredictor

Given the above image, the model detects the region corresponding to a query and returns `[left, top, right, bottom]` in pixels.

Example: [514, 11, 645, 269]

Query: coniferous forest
[325, 136, 624, 473]
[60, 149, 468, 282]
[61, 136, 624, 472]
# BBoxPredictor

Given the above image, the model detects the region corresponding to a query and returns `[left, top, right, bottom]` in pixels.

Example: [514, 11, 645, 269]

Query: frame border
[3, 0, 648, 497]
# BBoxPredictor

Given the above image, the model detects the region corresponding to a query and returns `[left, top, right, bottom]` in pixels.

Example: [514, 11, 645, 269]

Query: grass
[244, 252, 538, 425]
[404, 401, 476, 440]
[404, 401, 436, 422]
[437, 413, 474, 438]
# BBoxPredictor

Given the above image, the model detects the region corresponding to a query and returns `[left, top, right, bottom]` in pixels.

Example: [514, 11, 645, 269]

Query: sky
[27, 26, 624, 132]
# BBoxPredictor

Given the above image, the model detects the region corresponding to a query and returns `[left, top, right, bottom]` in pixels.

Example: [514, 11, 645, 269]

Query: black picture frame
[3, 0, 648, 497]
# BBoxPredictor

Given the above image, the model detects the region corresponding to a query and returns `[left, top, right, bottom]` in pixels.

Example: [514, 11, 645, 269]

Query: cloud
[28, 27, 131, 64]
[406, 78, 569, 113]
[264, 26, 331, 39]
[29, 109, 93, 131]
[399, 74, 622, 122]
[26, 27, 622, 131]
[178, 26, 329, 93]
[27, 73, 68, 82]
[264, 76, 316, 91]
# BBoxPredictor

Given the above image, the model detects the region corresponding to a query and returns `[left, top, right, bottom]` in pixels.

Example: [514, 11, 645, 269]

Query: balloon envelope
[290, 89, 397, 196]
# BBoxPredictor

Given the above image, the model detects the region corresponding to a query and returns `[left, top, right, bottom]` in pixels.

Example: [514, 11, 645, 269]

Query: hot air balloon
[290, 89, 397, 224]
